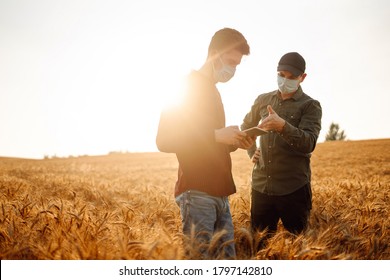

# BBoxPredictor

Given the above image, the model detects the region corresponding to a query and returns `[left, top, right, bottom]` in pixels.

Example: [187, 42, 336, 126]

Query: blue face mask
[277, 74, 300, 94]
[213, 55, 236, 83]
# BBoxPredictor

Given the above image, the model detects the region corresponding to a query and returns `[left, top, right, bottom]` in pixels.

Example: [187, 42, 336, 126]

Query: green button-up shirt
[241, 87, 322, 195]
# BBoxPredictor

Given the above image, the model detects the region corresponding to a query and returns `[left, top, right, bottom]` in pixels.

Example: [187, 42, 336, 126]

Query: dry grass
[0, 139, 389, 259]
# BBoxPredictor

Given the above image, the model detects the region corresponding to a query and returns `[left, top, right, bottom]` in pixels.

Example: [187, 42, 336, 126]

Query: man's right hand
[215, 126, 246, 146]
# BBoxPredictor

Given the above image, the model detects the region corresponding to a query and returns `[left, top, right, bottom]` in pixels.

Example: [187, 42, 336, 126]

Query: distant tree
[325, 122, 346, 141]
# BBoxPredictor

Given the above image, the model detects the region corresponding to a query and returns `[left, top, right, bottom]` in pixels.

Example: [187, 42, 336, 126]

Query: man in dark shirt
[156, 28, 254, 259]
[241, 52, 322, 239]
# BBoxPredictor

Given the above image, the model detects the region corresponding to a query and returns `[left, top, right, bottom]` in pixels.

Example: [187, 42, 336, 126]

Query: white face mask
[213, 55, 236, 83]
[277, 74, 300, 94]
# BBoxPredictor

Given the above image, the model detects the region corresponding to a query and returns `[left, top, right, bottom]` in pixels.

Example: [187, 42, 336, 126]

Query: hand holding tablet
[243, 127, 268, 137]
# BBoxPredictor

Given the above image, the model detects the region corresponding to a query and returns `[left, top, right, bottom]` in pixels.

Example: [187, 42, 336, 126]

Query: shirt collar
[274, 86, 304, 101]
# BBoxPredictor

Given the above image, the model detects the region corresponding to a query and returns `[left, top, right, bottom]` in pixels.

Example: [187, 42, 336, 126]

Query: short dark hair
[208, 28, 250, 56]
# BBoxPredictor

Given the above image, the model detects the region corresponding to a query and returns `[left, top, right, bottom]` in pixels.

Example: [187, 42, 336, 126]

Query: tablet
[243, 127, 268, 137]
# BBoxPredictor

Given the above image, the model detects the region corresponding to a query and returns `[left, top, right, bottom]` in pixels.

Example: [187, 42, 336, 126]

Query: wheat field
[0, 139, 389, 260]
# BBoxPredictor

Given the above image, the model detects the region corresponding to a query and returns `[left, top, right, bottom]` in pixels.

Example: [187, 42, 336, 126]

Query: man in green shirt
[241, 52, 322, 239]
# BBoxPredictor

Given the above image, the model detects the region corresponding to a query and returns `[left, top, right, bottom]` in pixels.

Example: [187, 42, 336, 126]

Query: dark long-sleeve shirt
[156, 70, 237, 197]
[241, 87, 322, 195]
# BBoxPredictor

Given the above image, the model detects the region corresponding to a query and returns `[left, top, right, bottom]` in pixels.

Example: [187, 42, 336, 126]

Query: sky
[0, 0, 389, 159]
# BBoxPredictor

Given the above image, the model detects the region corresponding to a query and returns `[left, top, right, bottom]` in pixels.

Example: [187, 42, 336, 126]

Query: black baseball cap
[277, 52, 306, 77]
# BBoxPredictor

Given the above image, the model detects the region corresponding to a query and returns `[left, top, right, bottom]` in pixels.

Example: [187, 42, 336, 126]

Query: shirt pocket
[281, 110, 302, 127]
[260, 112, 269, 122]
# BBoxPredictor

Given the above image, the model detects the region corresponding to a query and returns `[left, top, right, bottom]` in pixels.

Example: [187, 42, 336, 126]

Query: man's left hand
[236, 135, 256, 150]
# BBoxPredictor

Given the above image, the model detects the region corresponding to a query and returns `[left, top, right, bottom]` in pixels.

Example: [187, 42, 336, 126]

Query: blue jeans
[175, 190, 236, 259]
